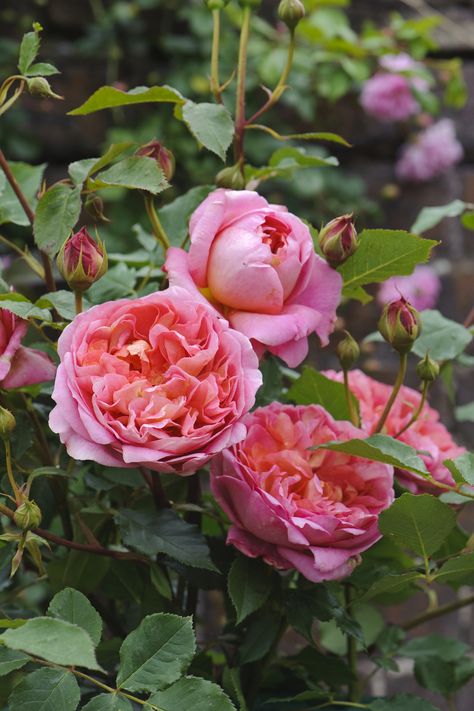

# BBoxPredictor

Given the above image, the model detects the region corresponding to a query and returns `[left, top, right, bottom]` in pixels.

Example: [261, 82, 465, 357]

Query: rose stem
[74, 290, 83, 315]
[144, 194, 170, 251]
[0, 148, 56, 293]
[185, 474, 202, 617]
[233, 4, 251, 165]
[140, 468, 170, 509]
[343, 369, 359, 427]
[345, 583, 360, 702]
[373, 352, 408, 434]
[210, 9, 223, 103]
[394, 380, 429, 437]
[3, 438, 20, 506]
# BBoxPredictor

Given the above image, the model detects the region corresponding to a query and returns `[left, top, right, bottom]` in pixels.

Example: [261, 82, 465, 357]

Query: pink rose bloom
[396, 119, 463, 182]
[360, 73, 420, 121]
[164, 189, 342, 368]
[49, 287, 262, 475]
[211, 403, 394, 582]
[379, 53, 420, 73]
[324, 370, 465, 494]
[0, 308, 55, 388]
[377, 265, 441, 311]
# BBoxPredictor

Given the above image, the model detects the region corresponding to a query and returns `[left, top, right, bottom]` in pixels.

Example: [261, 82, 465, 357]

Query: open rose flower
[49, 287, 261, 474]
[164, 189, 342, 368]
[361, 72, 420, 122]
[324, 369, 465, 494]
[211, 403, 394, 582]
[0, 309, 55, 388]
[396, 119, 463, 182]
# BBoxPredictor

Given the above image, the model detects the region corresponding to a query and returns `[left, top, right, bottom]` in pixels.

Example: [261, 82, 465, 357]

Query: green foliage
[116, 613, 195, 692]
[412, 310, 472, 361]
[82, 696, 133, 710]
[34, 183, 82, 257]
[379, 494, 456, 558]
[0, 647, 30, 676]
[338, 229, 438, 301]
[69, 85, 185, 115]
[149, 676, 236, 711]
[228, 556, 274, 623]
[159, 185, 214, 246]
[287, 367, 359, 421]
[47, 588, 103, 646]
[0, 162, 45, 226]
[90, 157, 169, 194]
[182, 102, 234, 161]
[8, 668, 80, 711]
[411, 199, 471, 234]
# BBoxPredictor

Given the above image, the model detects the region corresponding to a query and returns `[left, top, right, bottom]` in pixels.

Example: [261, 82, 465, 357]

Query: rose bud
[136, 139, 175, 182]
[416, 353, 439, 383]
[318, 214, 358, 267]
[27, 77, 63, 100]
[216, 163, 245, 190]
[337, 331, 360, 370]
[14, 500, 42, 531]
[278, 0, 305, 30]
[57, 227, 108, 294]
[0, 406, 16, 438]
[378, 297, 421, 353]
[204, 0, 229, 8]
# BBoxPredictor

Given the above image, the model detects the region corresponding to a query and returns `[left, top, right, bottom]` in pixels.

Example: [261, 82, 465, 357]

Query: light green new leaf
[116, 508, 217, 571]
[36, 290, 87, 321]
[455, 402, 474, 422]
[82, 694, 133, 710]
[69, 85, 185, 115]
[247, 124, 351, 146]
[287, 367, 359, 421]
[0, 647, 30, 676]
[149, 677, 236, 711]
[0, 295, 51, 322]
[269, 146, 339, 169]
[0, 163, 46, 226]
[90, 156, 168, 194]
[2, 617, 101, 670]
[228, 557, 274, 624]
[379, 494, 456, 557]
[18, 28, 41, 75]
[182, 102, 234, 161]
[411, 200, 470, 234]
[47, 587, 103, 646]
[116, 613, 195, 693]
[317, 434, 430, 477]
[25, 62, 59, 77]
[68, 142, 134, 186]
[8, 668, 80, 711]
[34, 183, 82, 257]
[435, 552, 474, 586]
[338, 229, 438, 300]
[411, 310, 472, 361]
[159, 185, 213, 246]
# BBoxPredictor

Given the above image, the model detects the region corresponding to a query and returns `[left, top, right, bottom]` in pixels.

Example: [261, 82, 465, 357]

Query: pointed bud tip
[378, 297, 421, 353]
[416, 353, 439, 382]
[336, 331, 360, 370]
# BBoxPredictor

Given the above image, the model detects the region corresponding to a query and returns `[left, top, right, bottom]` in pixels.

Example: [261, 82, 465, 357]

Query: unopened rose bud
[416, 353, 439, 383]
[13, 500, 42, 531]
[136, 140, 175, 182]
[318, 214, 358, 268]
[204, 0, 229, 8]
[0, 406, 16, 439]
[57, 227, 108, 294]
[278, 0, 305, 30]
[27, 77, 63, 100]
[337, 331, 360, 370]
[216, 163, 245, 190]
[378, 297, 421, 354]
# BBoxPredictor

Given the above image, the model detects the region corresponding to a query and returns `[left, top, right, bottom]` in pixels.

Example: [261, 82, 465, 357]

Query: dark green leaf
[379, 494, 456, 557]
[411, 200, 469, 234]
[182, 102, 234, 161]
[0, 647, 29, 676]
[116, 613, 195, 692]
[0, 163, 46, 226]
[363, 572, 422, 600]
[286, 588, 363, 645]
[317, 434, 429, 477]
[400, 634, 468, 661]
[117, 508, 217, 571]
[228, 557, 274, 624]
[435, 553, 474, 586]
[87, 263, 137, 303]
[149, 677, 236, 711]
[34, 184, 82, 257]
[414, 656, 474, 695]
[411, 310, 472, 361]
[287, 367, 358, 421]
[47, 587, 103, 646]
[69, 85, 185, 115]
[370, 695, 441, 711]
[159, 185, 213, 246]
[2, 617, 101, 670]
[444, 452, 474, 485]
[239, 611, 281, 664]
[82, 694, 133, 710]
[91, 157, 168, 194]
[338, 229, 438, 299]
[8, 668, 80, 711]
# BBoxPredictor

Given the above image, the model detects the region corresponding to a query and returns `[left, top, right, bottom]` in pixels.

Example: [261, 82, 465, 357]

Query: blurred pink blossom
[396, 119, 463, 181]
[379, 52, 420, 72]
[360, 73, 419, 121]
[377, 265, 441, 311]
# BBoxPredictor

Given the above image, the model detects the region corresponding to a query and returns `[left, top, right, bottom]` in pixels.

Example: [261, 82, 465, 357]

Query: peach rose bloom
[211, 403, 394, 582]
[49, 287, 262, 474]
[165, 189, 342, 368]
[324, 369, 465, 494]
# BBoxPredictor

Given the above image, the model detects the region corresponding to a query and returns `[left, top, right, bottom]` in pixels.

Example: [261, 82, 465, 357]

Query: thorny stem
[210, 9, 223, 103]
[0, 501, 146, 562]
[343, 369, 359, 427]
[4, 439, 20, 506]
[144, 194, 170, 252]
[246, 29, 296, 125]
[402, 592, 474, 631]
[233, 5, 251, 164]
[0, 149, 56, 293]
[394, 380, 429, 437]
[373, 352, 407, 434]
